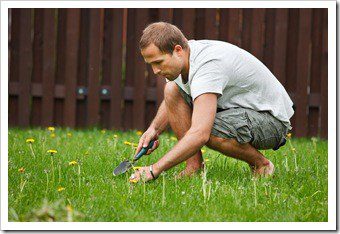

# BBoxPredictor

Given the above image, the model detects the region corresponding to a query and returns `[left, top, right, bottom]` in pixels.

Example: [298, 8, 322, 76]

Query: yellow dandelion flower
[18, 167, 25, 173]
[67, 133, 72, 137]
[69, 161, 78, 166]
[132, 166, 142, 171]
[136, 131, 143, 136]
[47, 149, 57, 154]
[26, 138, 35, 143]
[170, 136, 177, 141]
[57, 186, 65, 192]
[101, 129, 106, 134]
[129, 178, 138, 183]
[50, 133, 56, 138]
[48, 126, 55, 132]
[201, 149, 206, 153]
[124, 141, 132, 146]
[204, 158, 210, 162]
[113, 134, 118, 138]
[287, 133, 292, 139]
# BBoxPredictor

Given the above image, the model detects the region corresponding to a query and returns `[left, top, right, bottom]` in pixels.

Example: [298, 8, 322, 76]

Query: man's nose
[152, 66, 161, 75]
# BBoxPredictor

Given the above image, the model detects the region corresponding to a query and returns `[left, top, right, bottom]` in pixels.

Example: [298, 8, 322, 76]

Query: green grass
[8, 128, 328, 222]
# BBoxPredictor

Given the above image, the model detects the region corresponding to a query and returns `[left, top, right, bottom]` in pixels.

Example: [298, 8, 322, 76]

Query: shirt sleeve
[190, 61, 229, 101]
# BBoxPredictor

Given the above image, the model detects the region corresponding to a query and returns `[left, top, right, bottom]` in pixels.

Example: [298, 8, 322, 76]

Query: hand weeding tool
[113, 140, 155, 176]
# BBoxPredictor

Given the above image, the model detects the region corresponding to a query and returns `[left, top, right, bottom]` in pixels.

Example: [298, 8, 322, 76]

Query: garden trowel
[113, 140, 156, 176]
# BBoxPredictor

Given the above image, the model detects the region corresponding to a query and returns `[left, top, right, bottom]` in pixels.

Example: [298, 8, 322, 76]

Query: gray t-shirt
[174, 39, 294, 126]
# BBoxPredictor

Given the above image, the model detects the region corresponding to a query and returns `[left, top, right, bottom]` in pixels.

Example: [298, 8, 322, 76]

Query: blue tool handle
[133, 140, 156, 161]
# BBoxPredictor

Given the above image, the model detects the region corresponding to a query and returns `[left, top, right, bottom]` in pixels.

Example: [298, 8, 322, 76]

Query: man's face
[141, 43, 184, 81]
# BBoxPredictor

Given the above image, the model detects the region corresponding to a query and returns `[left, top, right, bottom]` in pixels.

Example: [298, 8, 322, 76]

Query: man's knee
[206, 134, 246, 152]
[164, 81, 182, 104]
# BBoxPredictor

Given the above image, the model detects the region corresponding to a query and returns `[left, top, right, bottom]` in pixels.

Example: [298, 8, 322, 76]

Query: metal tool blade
[113, 160, 133, 176]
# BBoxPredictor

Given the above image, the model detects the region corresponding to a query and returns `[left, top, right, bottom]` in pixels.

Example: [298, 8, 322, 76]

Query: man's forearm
[153, 129, 208, 173]
[149, 100, 169, 135]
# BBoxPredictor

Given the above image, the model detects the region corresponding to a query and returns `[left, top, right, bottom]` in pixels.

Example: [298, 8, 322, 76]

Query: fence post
[63, 9, 80, 128]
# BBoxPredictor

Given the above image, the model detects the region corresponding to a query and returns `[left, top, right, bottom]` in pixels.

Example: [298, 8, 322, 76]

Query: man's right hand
[135, 127, 160, 156]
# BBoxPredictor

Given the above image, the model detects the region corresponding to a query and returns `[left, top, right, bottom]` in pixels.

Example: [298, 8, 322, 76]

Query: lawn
[7, 128, 328, 222]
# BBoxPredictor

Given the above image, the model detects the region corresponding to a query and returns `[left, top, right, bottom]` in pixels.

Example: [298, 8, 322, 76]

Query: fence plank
[195, 9, 205, 39]
[16, 9, 33, 127]
[285, 9, 299, 134]
[241, 9, 252, 51]
[41, 9, 57, 127]
[124, 9, 136, 130]
[133, 9, 148, 130]
[110, 9, 124, 130]
[87, 9, 103, 126]
[263, 9, 275, 71]
[31, 9, 44, 126]
[9, 9, 19, 126]
[100, 9, 113, 129]
[181, 9, 195, 39]
[63, 9, 80, 128]
[320, 9, 328, 139]
[76, 9, 90, 128]
[250, 9, 265, 61]
[204, 9, 218, 40]
[308, 9, 323, 137]
[272, 9, 288, 86]
[295, 9, 312, 137]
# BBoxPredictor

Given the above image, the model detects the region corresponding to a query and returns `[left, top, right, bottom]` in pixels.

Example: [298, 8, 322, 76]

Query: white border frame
[1, 0, 336, 231]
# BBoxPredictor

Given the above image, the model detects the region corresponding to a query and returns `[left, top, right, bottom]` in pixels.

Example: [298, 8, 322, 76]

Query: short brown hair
[139, 22, 188, 54]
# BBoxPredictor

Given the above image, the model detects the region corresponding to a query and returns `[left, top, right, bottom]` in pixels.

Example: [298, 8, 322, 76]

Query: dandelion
[47, 149, 57, 154]
[26, 138, 36, 159]
[201, 149, 206, 153]
[18, 167, 25, 173]
[50, 133, 56, 138]
[204, 158, 209, 162]
[26, 138, 35, 143]
[101, 129, 106, 134]
[124, 141, 138, 147]
[57, 186, 65, 192]
[48, 126, 55, 132]
[170, 136, 177, 141]
[47, 150, 57, 183]
[129, 178, 138, 183]
[132, 166, 141, 171]
[136, 131, 143, 136]
[69, 161, 78, 166]
[113, 134, 118, 138]
[286, 133, 292, 139]
[67, 133, 72, 137]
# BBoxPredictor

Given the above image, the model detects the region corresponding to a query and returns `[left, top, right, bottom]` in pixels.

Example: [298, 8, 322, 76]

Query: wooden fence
[8, 8, 328, 138]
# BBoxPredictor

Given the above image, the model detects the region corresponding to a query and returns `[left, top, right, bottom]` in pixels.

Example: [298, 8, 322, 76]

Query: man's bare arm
[153, 93, 218, 174]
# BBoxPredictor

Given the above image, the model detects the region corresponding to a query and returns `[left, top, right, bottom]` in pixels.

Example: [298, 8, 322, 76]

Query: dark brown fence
[8, 8, 328, 138]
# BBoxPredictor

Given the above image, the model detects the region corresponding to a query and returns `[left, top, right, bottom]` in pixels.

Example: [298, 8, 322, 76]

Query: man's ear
[174, 45, 183, 53]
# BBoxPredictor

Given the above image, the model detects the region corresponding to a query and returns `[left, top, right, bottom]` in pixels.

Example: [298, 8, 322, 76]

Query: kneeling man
[130, 22, 294, 182]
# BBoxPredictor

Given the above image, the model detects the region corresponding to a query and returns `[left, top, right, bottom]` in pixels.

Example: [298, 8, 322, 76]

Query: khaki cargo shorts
[177, 85, 290, 150]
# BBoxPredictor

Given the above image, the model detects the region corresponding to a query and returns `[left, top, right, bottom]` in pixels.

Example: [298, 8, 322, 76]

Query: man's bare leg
[206, 135, 274, 176]
[163, 82, 203, 176]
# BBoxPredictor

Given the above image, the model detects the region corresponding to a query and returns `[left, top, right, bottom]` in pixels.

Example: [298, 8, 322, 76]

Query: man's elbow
[188, 129, 210, 146]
